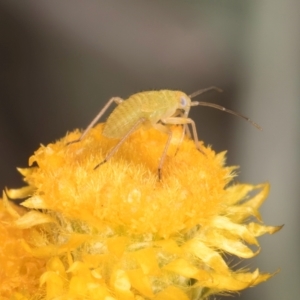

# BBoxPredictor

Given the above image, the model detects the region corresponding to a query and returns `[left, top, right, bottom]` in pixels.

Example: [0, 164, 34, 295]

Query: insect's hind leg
[94, 117, 146, 170]
[67, 97, 123, 145]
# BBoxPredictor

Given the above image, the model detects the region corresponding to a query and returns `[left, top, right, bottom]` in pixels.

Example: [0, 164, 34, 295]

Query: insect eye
[180, 96, 187, 107]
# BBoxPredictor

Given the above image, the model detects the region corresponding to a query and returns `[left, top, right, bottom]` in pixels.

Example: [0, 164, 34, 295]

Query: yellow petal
[107, 236, 129, 257]
[153, 286, 189, 300]
[211, 216, 259, 246]
[247, 222, 284, 236]
[224, 183, 255, 206]
[47, 256, 67, 278]
[163, 258, 207, 280]
[251, 270, 278, 285]
[127, 268, 154, 297]
[14, 211, 57, 228]
[227, 183, 269, 223]
[154, 239, 182, 255]
[17, 167, 37, 177]
[205, 231, 259, 258]
[2, 191, 21, 218]
[202, 269, 261, 291]
[6, 186, 35, 199]
[184, 239, 230, 275]
[226, 205, 262, 222]
[40, 271, 64, 298]
[21, 240, 57, 258]
[68, 275, 89, 296]
[21, 195, 49, 209]
[132, 248, 160, 275]
[110, 269, 134, 300]
[58, 233, 90, 253]
[67, 261, 91, 277]
[241, 183, 270, 210]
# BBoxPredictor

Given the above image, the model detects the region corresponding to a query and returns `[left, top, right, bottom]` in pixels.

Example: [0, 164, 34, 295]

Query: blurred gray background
[0, 1, 299, 299]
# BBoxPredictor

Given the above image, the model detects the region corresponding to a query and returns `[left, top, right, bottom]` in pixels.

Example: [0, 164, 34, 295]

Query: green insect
[69, 87, 261, 180]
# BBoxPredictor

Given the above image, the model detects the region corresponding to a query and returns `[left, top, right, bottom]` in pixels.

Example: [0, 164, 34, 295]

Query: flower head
[2, 124, 281, 299]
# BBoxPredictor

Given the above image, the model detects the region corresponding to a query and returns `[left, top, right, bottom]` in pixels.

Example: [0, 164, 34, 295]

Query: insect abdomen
[102, 96, 145, 139]
[103, 91, 178, 139]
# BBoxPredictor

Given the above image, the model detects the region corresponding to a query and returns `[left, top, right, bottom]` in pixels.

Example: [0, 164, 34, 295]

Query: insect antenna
[188, 86, 223, 99]
[191, 101, 262, 130]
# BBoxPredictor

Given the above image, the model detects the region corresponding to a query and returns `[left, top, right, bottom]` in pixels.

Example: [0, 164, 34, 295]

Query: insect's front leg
[171, 111, 191, 156]
[67, 97, 124, 145]
[162, 117, 205, 155]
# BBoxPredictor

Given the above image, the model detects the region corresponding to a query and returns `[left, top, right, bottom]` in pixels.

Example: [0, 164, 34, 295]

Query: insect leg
[94, 117, 146, 170]
[173, 123, 192, 158]
[152, 123, 173, 181]
[162, 117, 204, 154]
[172, 111, 191, 156]
[174, 124, 186, 156]
[172, 110, 192, 138]
[67, 97, 124, 145]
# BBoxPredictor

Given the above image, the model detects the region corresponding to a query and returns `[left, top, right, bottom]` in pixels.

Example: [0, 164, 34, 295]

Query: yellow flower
[2, 123, 281, 299]
[0, 193, 47, 298]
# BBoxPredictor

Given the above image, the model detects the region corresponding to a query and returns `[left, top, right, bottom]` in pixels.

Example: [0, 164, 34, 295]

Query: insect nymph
[69, 87, 261, 180]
